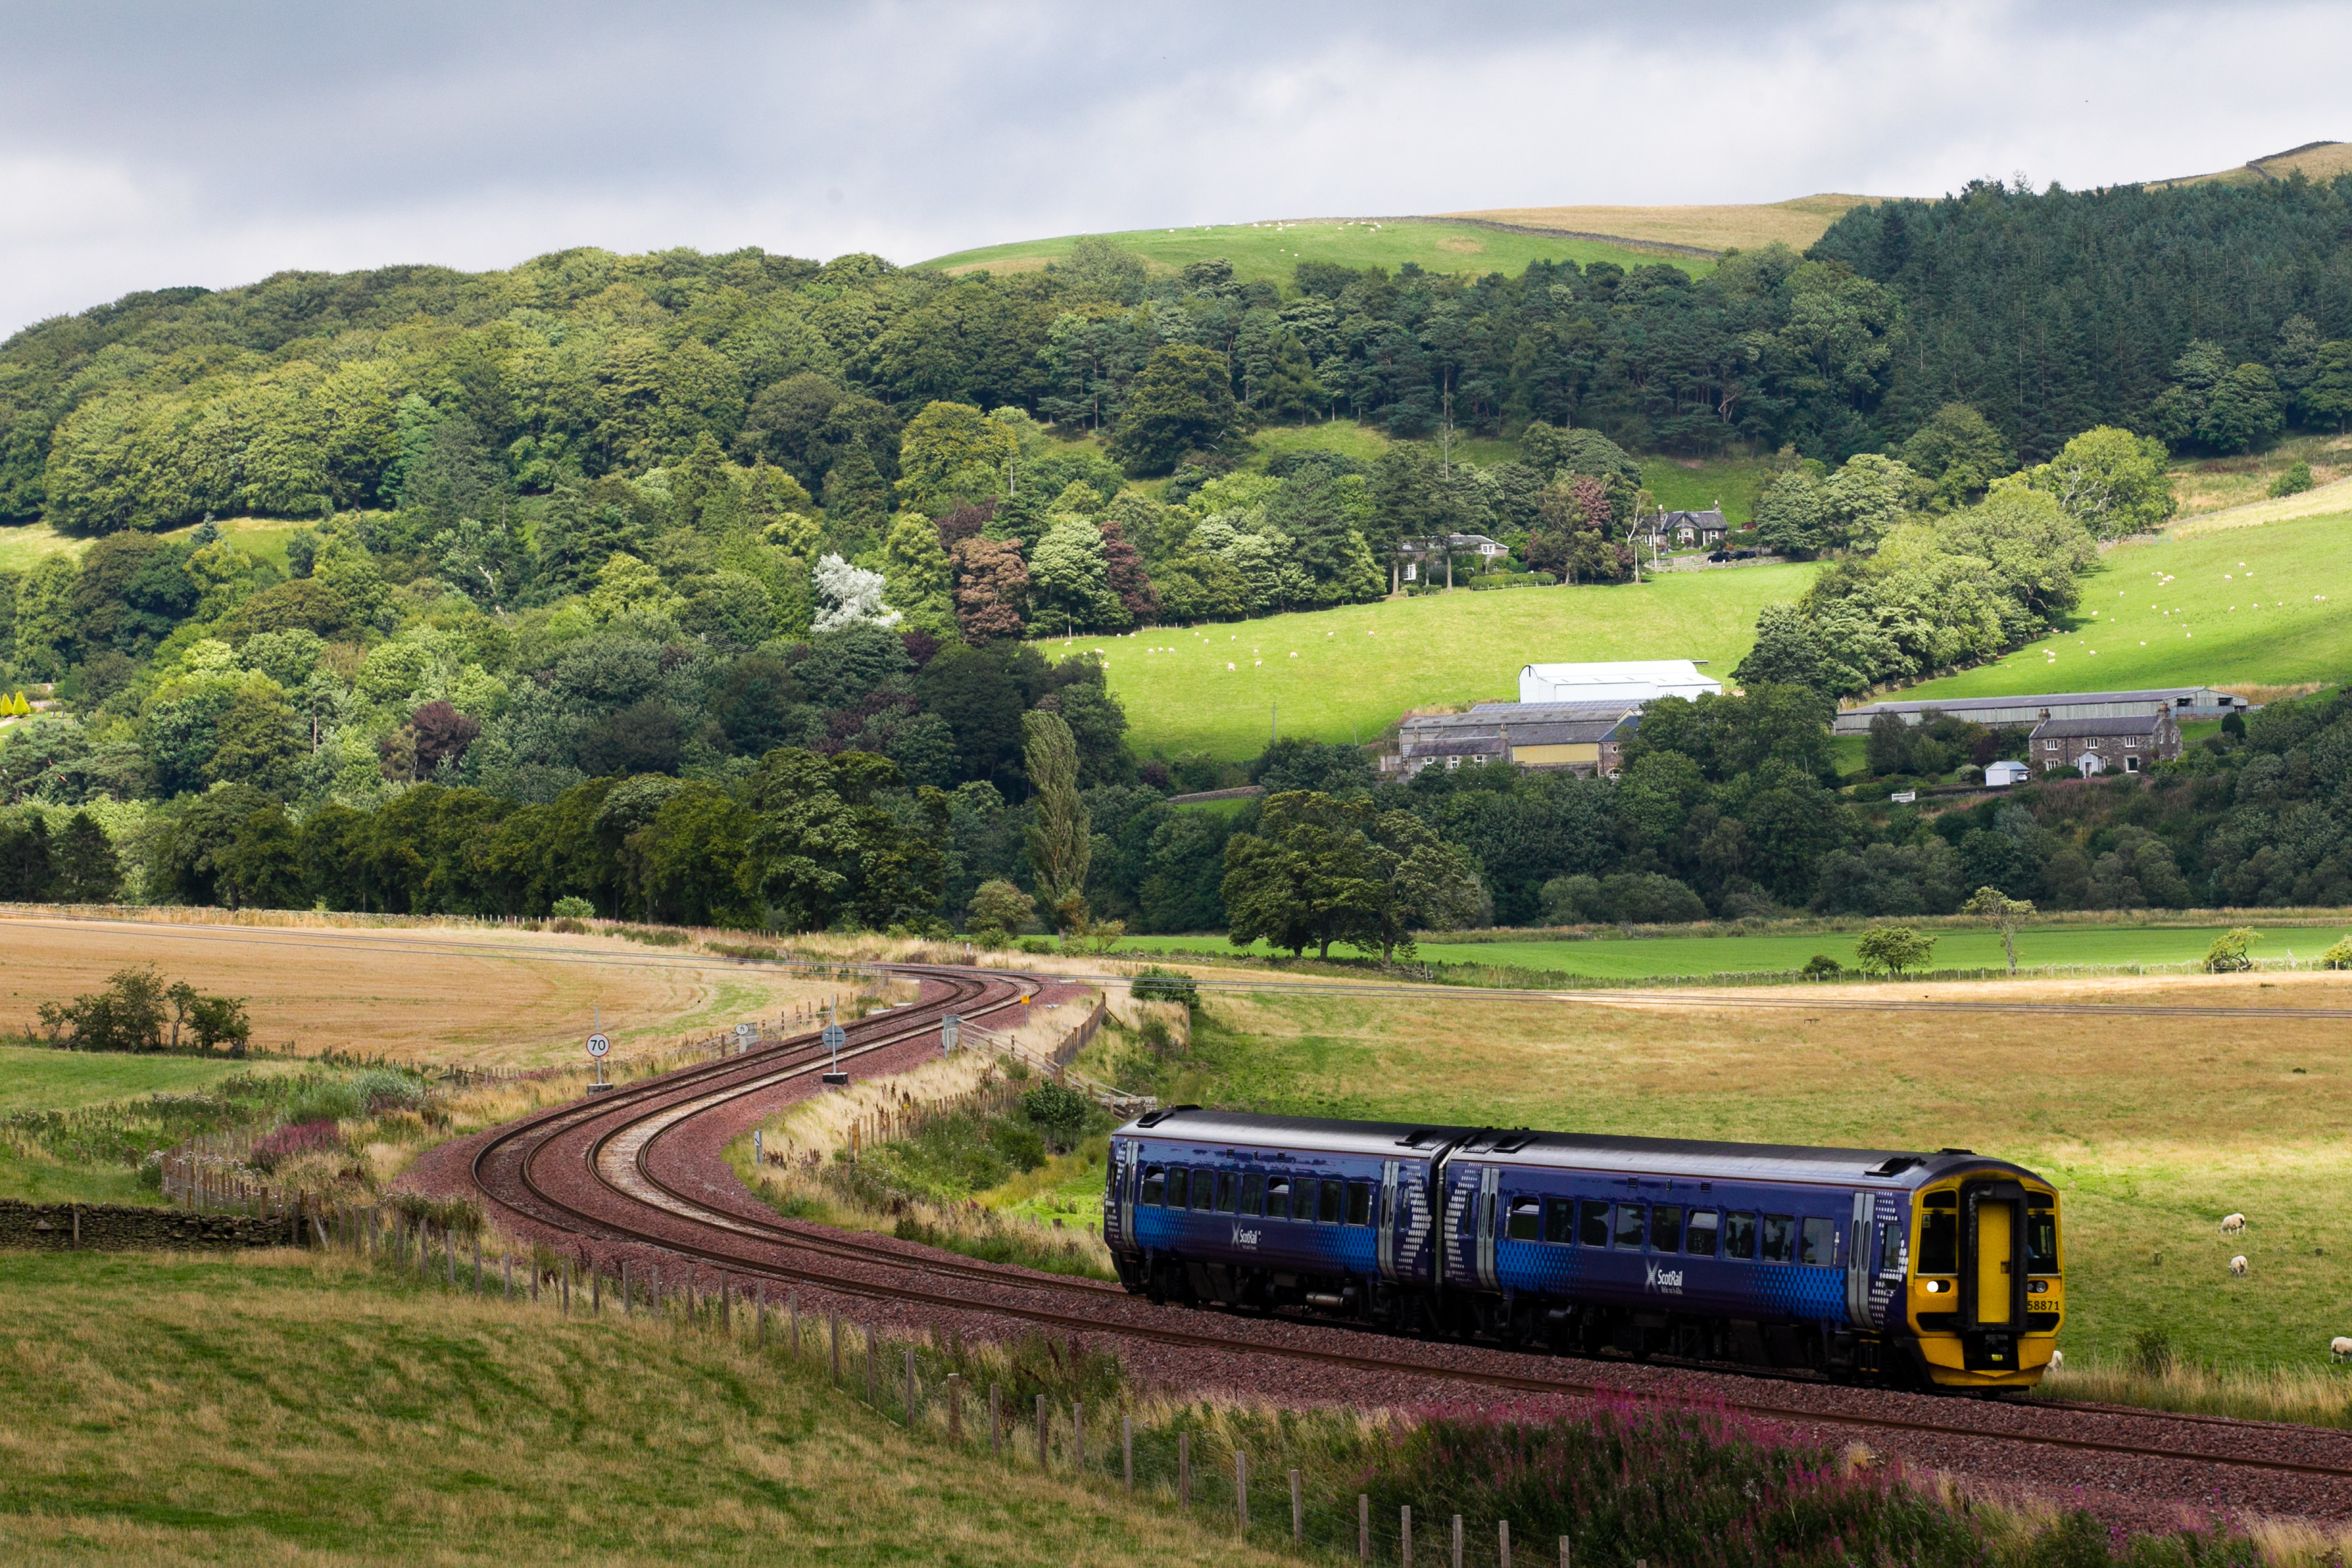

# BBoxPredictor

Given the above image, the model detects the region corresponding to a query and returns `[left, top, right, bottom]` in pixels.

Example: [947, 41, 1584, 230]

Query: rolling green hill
[920, 216, 1711, 287]
[1060, 563, 1815, 760]
[1889, 507, 2352, 708]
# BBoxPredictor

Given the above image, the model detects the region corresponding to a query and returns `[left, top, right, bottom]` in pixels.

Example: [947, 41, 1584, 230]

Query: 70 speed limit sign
[586, 1032, 611, 1058]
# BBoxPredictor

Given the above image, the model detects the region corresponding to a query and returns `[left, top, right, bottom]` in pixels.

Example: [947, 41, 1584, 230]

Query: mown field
[1090, 969, 2352, 1378]
[1896, 507, 2352, 706]
[1443, 194, 1888, 254]
[1110, 920, 2352, 979]
[0, 912, 825, 1069]
[920, 216, 1711, 287]
[1078, 563, 1810, 759]
[0, 1249, 1278, 1567]
[0, 514, 307, 574]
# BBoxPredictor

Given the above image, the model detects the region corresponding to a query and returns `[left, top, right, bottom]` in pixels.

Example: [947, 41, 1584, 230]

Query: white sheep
[2049, 1349, 2065, 1369]
[2221, 1213, 2247, 1235]
[2229, 1255, 2249, 1276]
[2332, 1336, 2352, 1363]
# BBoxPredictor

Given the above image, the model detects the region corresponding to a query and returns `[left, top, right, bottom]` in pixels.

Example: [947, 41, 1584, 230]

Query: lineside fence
[298, 1204, 1580, 1568]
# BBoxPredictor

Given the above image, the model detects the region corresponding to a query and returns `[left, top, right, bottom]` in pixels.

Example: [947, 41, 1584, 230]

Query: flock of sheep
[2212, 1213, 2352, 1364]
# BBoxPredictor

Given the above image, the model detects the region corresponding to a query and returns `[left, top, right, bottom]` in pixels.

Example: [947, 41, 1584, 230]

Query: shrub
[250, 1119, 345, 1173]
[2269, 460, 2314, 498]
[966, 878, 1037, 945]
[2204, 927, 2258, 973]
[2319, 936, 2352, 971]
[550, 896, 596, 918]
[1130, 966, 1199, 1008]
[1021, 1080, 1090, 1151]
[1801, 953, 1844, 980]
[2131, 1326, 2178, 1376]
[1017, 936, 1055, 955]
[283, 1079, 366, 1124]
[347, 1069, 422, 1114]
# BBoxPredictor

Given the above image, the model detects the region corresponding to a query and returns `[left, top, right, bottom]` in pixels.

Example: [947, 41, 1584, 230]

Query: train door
[1961, 1179, 2027, 1371]
[1376, 1160, 1400, 1281]
[1474, 1166, 1500, 1291]
[1107, 1140, 1135, 1251]
[1843, 1192, 1871, 1327]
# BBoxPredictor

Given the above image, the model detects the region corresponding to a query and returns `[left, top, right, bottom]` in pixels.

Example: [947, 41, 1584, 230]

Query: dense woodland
[0, 176, 2348, 940]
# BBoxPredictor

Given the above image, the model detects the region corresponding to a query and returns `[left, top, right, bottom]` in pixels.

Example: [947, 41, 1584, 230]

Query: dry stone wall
[0, 1199, 309, 1251]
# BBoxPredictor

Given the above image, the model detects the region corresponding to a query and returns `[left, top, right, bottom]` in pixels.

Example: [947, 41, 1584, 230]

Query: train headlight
[1923, 1279, 1947, 1294]
[2029, 1279, 2049, 1294]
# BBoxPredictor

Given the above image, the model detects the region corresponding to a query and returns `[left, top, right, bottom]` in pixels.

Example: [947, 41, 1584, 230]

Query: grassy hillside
[1443, 194, 1891, 254]
[2155, 138, 2352, 188]
[920, 216, 1711, 287]
[1111, 920, 2352, 977]
[1069, 563, 1813, 759]
[1890, 507, 2352, 707]
[0, 1249, 1281, 1567]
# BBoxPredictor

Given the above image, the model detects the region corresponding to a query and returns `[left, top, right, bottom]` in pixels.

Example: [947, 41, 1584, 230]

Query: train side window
[1302, 1179, 1327, 1222]
[1215, 1172, 1241, 1213]
[1165, 1168, 1189, 1210]
[1142, 1166, 1166, 1206]
[1506, 1198, 1541, 1241]
[1347, 1180, 1373, 1226]
[1684, 1210, 1719, 1257]
[1193, 1171, 1220, 1211]
[1800, 1216, 1836, 1265]
[1651, 1205, 1683, 1253]
[1760, 1214, 1794, 1263]
[1240, 1173, 1265, 1217]
[1723, 1212, 1756, 1259]
[1613, 1204, 1646, 1249]
[1320, 1178, 1345, 1224]
[1265, 1176, 1292, 1219]
[1580, 1200, 1612, 1247]
[2027, 1205, 2058, 1272]
[1544, 1198, 1575, 1244]
[1919, 1209, 1957, 1273]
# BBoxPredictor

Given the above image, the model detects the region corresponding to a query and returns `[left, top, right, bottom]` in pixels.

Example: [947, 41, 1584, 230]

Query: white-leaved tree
[810, 553, 902, 633]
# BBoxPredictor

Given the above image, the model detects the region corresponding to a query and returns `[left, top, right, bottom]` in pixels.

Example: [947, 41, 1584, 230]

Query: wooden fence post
[830, 1313, 841, 1383]
[1034, 1393, 1047, 1466]
[1452, 1513, 1463, 1568]
[1123, 1416, 1132, 1493]
[504, 1253, 513, 1300]
[788, 1291, 799, 1350]
[1360, 1494, 1370, 1561]
[904, 1348, 917, 1425]
[1402, 1506, 1413, 1568]
[473, 1234, 481, 1296]
[445, 1228, 455, 1286]
[1179, 1432, 1190, 1513]
[1499, 1519, 1511, 1568]
[946, 1373, 962, 1441]
[756, 1283, 767, 1347]
[721, 1276, 731, 1333]
[621, 1261, 631, 1315]
[1560, 1537, 1571, 1568]
[989, 1383, 1001, 1455]
[1074, 1401, 1084, 1473]
[865, 1326, 875, 1405]
[1236, 1450, 1248, 1533]
[1291, 1469, 1302, 1542]
[591, 1264, 600, 1315]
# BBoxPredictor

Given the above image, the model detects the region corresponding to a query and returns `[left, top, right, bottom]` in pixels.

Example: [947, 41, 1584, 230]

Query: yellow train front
[1902, 1161, 2063, 1389]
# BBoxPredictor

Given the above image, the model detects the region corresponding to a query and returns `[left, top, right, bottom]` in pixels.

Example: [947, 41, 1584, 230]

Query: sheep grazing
[2332, 1336, 2352, 1363]
[2221, 1213, 2247, 1235]
[2049, 1349, 2065, 1369]
[2229, 1255, 2249, 1275]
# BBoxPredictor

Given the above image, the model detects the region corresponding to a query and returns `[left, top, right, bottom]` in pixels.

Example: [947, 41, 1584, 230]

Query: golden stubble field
[1183, 968, 2352, 1370]
[0, 912, 833, 1069]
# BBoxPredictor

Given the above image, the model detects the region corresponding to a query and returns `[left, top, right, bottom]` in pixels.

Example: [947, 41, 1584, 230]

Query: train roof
[1115, 1109, 2041, 1188]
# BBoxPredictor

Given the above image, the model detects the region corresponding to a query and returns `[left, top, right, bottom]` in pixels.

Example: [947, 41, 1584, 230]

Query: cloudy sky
[1, 1, 2343, 333]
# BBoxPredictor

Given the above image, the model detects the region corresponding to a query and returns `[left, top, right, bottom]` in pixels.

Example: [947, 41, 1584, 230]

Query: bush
[1801, 953, 1844, 980]
[283, 1079, 366, 1124]
[1130, 966, 1199, 1008]
[966, 878, 1037, 945]
[550, 895, 596, 919]
[2269, 460, 2315, 498]
[2131, 1325, 2177, 1376]
[1021, 1079, 1089, 1151]
[346, 1068, 422, 1114]
[1017, 936, 1055, 955]
[1854, 926, 1937, 976]
[2319, 936, 2352, 971]
[2205, 927, 2259, 973]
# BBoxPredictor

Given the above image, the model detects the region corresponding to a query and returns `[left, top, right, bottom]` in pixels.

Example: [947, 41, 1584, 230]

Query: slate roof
[2030, 714, 2167, 738]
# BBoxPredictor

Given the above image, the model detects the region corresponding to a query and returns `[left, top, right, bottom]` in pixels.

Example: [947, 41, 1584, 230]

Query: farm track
[431, 962, 2352, 1527]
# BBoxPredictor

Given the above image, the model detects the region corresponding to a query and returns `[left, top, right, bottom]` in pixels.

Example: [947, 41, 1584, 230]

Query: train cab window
[1760, 1215, 1794, 1263]
[1800, 1217, 1836, 1266]
[1919, 1200, 1958, 1274]
[1651, 1206, 1683, 1253]
[1265, 1177, 1293, 1219]
[1506, 1198, 1542, 1241]
[1164, 1168, 1189, 1210]
[1684, 1210, 1719, 1257]
[1723, 1212, 1757, 1260]
[1347, 1180, 1373, 1226]
[1215, 1172, 1241, 1213]
[1580, 1200, 1612, 1248]
[1319, 1179, 1345, 1224]
[1193, 1171, 1219, 1211]
[1240, 1173, 1266, 1217]
[2027, 1204, 2058, 1273]
[1613, 1204, 1646, 1249]
[1142, 1166, 1166, 1206]
[1544, 1198, 1576, 1244]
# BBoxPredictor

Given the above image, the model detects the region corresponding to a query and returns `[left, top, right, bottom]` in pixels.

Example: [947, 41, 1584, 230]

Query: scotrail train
[1103, 1108, 2060, 1393]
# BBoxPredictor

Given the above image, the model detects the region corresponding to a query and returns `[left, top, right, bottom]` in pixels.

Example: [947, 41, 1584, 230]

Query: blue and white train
[1104, 1108, 2062, 1392]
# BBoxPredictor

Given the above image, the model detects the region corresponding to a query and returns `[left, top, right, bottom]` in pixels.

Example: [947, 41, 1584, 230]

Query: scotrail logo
[1645, 1261, 1685, 1294]
[1231, 1225, 1262, 1249]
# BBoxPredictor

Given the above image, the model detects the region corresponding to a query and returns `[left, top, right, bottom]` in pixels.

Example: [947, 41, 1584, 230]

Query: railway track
[451, 962, 2352, 1501]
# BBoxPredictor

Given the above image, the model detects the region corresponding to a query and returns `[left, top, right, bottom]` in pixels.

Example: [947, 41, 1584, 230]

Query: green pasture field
[1895, 508, 2352, 706]
[1106, 922, 2352, 977]
[920, 217, 1711, 290]
[1071, 563, 1814, 759]
[1088, 969, 2352, 1380]
[0, 1249, 1275, 1567]
[0, 1044, 271, 1116]
[0, 515, 307, 574]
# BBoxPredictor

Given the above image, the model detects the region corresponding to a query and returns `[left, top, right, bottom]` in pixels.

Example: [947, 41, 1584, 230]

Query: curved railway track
[444, 962, 2352, 1505]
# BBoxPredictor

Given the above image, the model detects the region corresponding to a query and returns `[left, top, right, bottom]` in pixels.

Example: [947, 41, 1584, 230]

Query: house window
[2125, 757, 2141, 773]
[2124, 737, 2139, 748]
[2043, 740, 2059, 751]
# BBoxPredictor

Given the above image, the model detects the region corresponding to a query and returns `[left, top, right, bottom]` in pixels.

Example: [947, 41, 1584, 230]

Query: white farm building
[1519, 659, 1722, 706]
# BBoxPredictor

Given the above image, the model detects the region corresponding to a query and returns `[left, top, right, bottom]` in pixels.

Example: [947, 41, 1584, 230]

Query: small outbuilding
[1983, 759, 2031, 787]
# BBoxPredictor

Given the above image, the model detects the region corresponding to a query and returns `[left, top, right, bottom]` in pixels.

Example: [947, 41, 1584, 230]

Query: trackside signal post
[821, 999, 849, 1086]
[586, 1004, 614, 1095]
[942, 1014, 960, 1056]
